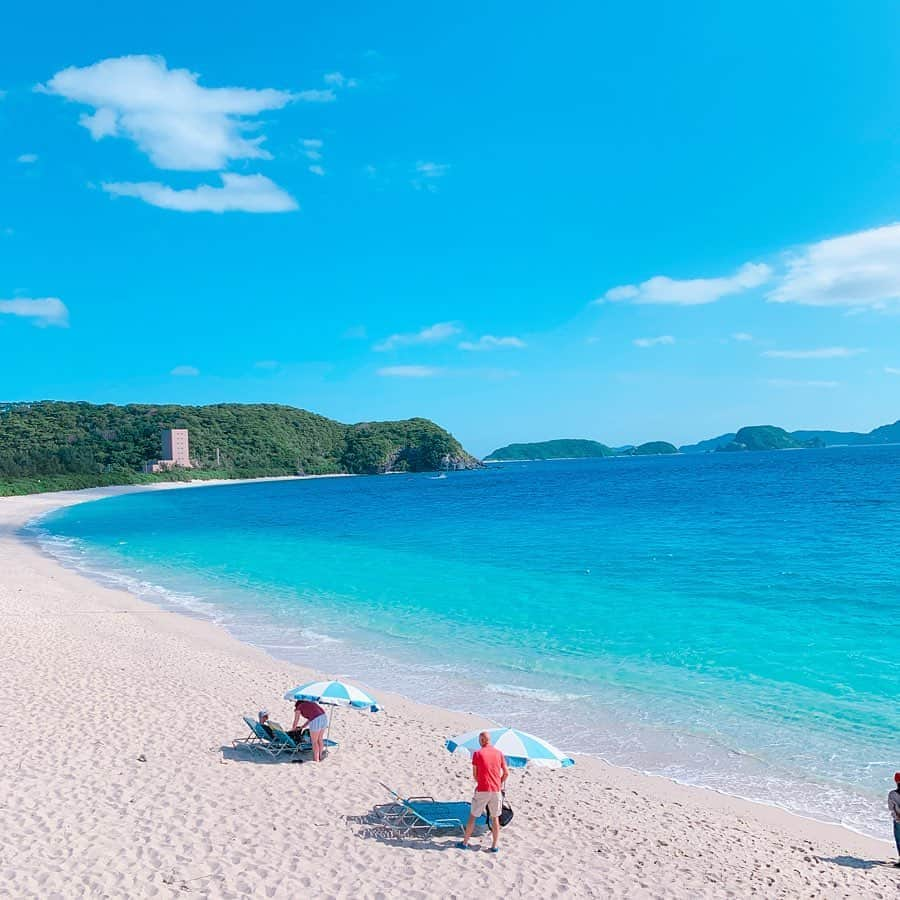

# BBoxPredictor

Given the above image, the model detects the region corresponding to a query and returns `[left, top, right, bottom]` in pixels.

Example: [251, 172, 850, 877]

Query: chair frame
[232, 718, 339, 759]
[232, 716, 268, 749]
[377, 785, 483, 837]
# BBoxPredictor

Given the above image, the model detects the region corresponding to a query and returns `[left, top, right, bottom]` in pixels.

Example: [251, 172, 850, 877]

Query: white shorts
[470, 791, 502, 818]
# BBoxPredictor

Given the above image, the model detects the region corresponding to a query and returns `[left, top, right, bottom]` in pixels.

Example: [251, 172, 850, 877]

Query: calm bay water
[29, 447, 900, 838]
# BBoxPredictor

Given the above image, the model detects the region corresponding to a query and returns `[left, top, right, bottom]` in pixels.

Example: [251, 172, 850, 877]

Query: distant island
[484, 438, 676, 461]
[486, 419, 900, 462]
[484, 439, 615, 461]
[677, 433, 737, 454]
[621, 441, 679, 457]
[681, 420, 900, 453]
[0, 401, 480, 496]
[715, 426, 822, 453]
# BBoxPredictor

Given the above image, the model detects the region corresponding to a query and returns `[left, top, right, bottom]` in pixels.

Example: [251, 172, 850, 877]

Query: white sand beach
[1, 481, 897, 898]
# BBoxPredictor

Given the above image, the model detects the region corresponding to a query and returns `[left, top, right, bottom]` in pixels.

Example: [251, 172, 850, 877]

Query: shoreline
[24, 481, 891, 846]
[1, 479, 897, 897]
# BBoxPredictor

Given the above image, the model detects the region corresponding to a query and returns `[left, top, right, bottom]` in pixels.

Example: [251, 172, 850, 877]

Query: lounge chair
[264, 724, 304, 757]
[232, 716, 271, 750]
[231, 719, 294, 758]
[267, 725, 340, 757]
[378, 784, 486, 837]
[232, 719, 338, 759]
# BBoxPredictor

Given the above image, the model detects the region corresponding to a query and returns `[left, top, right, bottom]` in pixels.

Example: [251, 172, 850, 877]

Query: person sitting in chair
[258, 709, 308, 745]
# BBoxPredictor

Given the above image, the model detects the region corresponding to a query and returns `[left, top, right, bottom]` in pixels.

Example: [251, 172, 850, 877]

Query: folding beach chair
[267, 725, 304, 758]
[232, 719, 299, 759]
[378, 785, 486, 837]
[232, 716, 272, 751]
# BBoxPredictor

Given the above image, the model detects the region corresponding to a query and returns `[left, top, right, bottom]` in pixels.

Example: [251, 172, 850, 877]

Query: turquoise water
[30, 447, 900, 838]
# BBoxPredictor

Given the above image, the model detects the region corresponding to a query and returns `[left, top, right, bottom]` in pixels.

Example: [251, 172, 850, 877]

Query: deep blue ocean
[29, 446, 900, 838]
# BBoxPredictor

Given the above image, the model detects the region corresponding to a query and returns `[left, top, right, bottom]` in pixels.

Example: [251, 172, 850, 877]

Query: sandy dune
[0, 484, 896, 898]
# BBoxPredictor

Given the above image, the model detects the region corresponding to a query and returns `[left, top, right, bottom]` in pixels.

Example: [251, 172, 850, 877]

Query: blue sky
[3, 1, 900, 455]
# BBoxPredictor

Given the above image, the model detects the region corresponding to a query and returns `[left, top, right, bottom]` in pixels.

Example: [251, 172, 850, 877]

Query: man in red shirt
[458, 731, 509, 852]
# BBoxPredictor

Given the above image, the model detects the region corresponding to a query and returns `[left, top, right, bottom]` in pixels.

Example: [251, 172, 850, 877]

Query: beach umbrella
[283, 680, 381, 710]
[283, 680, 381, 742]
[445, 727, 575, 769]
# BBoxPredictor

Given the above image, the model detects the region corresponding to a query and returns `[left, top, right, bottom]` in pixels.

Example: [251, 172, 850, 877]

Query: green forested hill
[679, 433, 737, 453]
[0, 401, 479, 495]
[484, 438, 615, 461]
[717, 425, 823, 452]
[623, 441, 679, 456]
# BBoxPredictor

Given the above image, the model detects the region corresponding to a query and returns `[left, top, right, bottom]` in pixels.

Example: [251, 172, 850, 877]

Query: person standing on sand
[292, 699, 328, 762]
[458, 731, 509, 853]
[889, 772, 900, 866]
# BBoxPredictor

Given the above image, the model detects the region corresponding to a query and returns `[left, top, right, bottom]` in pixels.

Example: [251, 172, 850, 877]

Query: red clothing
[472, 745, 505, 792]
[294, 700, 325, 721]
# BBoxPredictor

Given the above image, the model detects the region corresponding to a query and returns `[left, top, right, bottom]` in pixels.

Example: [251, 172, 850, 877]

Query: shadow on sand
[219, 745, 312, 765]
[819, 855, 895, 871]
[344, 803, 489, 853]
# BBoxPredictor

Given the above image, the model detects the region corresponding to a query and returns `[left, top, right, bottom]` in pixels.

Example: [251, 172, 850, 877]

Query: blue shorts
[307, 714, 328, 732]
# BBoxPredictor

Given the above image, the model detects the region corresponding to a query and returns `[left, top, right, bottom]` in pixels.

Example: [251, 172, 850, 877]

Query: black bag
[486, 792, 514, 829]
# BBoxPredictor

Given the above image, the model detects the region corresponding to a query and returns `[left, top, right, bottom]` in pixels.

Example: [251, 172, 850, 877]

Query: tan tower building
[161, 428, 191, 467]
[143, 428, 193, 472]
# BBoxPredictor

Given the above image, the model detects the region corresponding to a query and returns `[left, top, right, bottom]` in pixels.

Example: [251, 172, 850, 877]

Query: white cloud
[377, 365, 441, 378]
[884, 367, 900, 376]
[308, 164, 325, 176]
[769, 223, 900, 308]
[603, 262, 771, 306]
[458, 335, 527, 351]
[766, 379, 839, 389]
[415, 161, 449, 178]
[254, 360, 278, 369]
[412, 161, 450, 192]
[603, 285, 640, 302]
[102, 173, 298, 213]
[170, 365, 199, 376]
[374, 321, 461, 351]
[633, 335, 675, 348]
[81, 107, 117, 139]
[17, 153, 38, 164]
[295, 88, 336, 103]
[302, 138, 323, 161]
[39, 55, 295, 171]
[761, 346, 865, 359]
[323, 72, 358, 88]
[732, 332, 753, 342]
[601, 221, 900, 313]
[0, 297, 69, 327]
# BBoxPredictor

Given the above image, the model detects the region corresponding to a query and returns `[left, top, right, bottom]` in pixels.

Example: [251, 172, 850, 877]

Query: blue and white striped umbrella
[445, 727, 575, 769]
[284, 680, 381, 711]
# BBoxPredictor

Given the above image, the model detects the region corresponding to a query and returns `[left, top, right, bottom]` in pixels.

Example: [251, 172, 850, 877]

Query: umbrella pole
[326, 706, 335, 744]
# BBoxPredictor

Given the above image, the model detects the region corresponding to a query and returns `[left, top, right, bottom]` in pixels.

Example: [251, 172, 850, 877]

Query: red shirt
[472, 745, 505, 792]
[295, 700, 325, 722]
